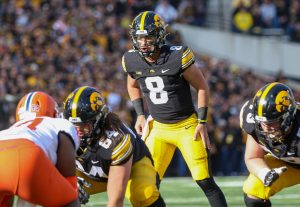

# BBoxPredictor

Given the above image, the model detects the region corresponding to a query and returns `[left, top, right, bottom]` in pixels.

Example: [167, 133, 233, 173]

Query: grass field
[86, 176, 299, 207]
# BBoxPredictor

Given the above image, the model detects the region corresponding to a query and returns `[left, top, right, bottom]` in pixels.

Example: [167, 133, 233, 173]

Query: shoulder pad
[110, 131, 133, 165]
[240, 100, 256, 134]
[121, 51, 139, 73]
[121, 55, 127, 72]
[181, 46, 195, 70]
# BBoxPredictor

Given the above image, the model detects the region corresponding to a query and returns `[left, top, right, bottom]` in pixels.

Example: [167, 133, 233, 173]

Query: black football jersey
[76, 123, 152, 182]
[122, 45, 196, 123]
[240, 100, 300, 167]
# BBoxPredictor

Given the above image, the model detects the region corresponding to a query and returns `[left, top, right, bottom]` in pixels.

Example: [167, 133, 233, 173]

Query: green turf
[85, 176, 299, 207]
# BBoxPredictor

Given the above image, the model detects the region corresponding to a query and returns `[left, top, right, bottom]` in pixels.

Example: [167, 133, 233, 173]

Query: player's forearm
[197, 89, 208, 107]
[245, 157, 269, 176]
[107, 197, 124, 207]
[107, 184, 126, 207]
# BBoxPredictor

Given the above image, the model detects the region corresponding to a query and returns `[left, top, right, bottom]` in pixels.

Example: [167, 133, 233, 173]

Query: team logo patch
[90, 92, 103, 111]
[154, 14, 161, 27]
[275, 91, 291, 112]
[31, 104, 40, 112]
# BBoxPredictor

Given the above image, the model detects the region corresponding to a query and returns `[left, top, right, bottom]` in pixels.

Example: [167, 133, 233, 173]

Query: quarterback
[122, 11, 227, 206]
[240, 82, 300, 207]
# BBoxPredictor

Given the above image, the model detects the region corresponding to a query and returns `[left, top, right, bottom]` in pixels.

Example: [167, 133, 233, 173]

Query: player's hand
[141, 115, 153, 141]
[135, 115, 146, 135]
[77, 177, 91, 204]
[194, 123, 211, 149]
[258, 166, 287, 187]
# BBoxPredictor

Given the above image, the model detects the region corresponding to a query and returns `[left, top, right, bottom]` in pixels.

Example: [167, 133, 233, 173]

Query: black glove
[258, 166, 287, 187]
[77, 177, 92, 205]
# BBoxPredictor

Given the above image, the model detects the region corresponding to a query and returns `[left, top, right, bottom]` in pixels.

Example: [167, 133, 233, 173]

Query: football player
[122, 11, 227, 206]
[0, 91, 80, 207]
[240, 82, 300, 207]
[63, 86, 165, 207]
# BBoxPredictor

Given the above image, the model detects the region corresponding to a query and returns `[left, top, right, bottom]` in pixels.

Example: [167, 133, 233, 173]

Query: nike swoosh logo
[162, 69, 170, 73]
[185, 125, 193, 130]
[91, 160, 99, 164]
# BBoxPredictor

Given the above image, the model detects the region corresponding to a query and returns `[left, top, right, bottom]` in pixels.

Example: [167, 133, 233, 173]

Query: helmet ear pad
[281, 104, 297, 134]
[91, 104, 109, 138]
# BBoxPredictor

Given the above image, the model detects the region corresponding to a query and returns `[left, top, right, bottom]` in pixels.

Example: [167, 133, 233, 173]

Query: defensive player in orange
[0, 91, 80, 207]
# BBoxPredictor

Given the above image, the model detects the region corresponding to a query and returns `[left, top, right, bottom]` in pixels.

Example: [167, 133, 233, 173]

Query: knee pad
[244, 194, 271, 207]
[147, 195, 165, 207]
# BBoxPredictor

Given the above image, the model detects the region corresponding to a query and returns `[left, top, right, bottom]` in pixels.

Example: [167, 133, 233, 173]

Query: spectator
[155, 0, 178, 24]
[232, 4, 254, 33]
[259, 0, 278, 28]
[275, 0, 289, 30]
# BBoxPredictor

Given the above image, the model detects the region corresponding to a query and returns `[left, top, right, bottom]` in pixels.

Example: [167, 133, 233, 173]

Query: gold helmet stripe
[258, 82, 278, 116]
[72, 86, 88, 118]
[140, 11, 149, 31]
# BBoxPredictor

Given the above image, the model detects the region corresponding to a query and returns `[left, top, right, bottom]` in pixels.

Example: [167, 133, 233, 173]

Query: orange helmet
[16, 91, 59, 121]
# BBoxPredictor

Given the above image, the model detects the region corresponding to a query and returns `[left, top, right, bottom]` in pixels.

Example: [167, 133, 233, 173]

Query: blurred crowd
[0, 0, 299, 176]
[231, 0, 300, 42]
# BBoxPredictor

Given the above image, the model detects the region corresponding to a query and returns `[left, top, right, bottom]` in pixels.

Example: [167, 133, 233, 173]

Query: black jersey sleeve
[121, 50, 138, 75]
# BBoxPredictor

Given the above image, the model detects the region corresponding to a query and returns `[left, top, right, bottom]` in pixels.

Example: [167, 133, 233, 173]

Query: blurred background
[0, 0, 300, 177]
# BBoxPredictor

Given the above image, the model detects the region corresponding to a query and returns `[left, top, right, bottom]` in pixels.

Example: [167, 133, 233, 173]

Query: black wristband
[197, 107, 208, 124]
[132, 98, 145, 116]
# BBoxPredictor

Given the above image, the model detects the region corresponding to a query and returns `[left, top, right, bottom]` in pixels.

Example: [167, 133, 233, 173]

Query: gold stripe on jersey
[111, 134, 133, 165]
[121, 55, 127, 72]
[182, 48, 195, 70]
[257, 82, 277, 116]
[72, 86, 88, 118]
[140, 11, 149, 30]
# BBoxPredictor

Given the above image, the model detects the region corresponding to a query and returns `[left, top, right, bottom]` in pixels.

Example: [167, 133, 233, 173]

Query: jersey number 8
[145, 76, 168, 104]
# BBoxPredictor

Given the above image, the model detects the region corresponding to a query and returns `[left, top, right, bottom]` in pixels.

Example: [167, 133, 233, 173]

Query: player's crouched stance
[240, 82, 300, 207]
[0, 91, 80, 207]
[63, 86, 165, 207]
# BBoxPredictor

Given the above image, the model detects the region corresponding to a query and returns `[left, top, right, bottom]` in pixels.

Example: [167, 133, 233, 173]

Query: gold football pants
[145, 114, 210, 181]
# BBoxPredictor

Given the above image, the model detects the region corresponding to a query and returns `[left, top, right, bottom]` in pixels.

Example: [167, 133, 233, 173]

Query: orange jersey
[0, 117, 79, 164]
